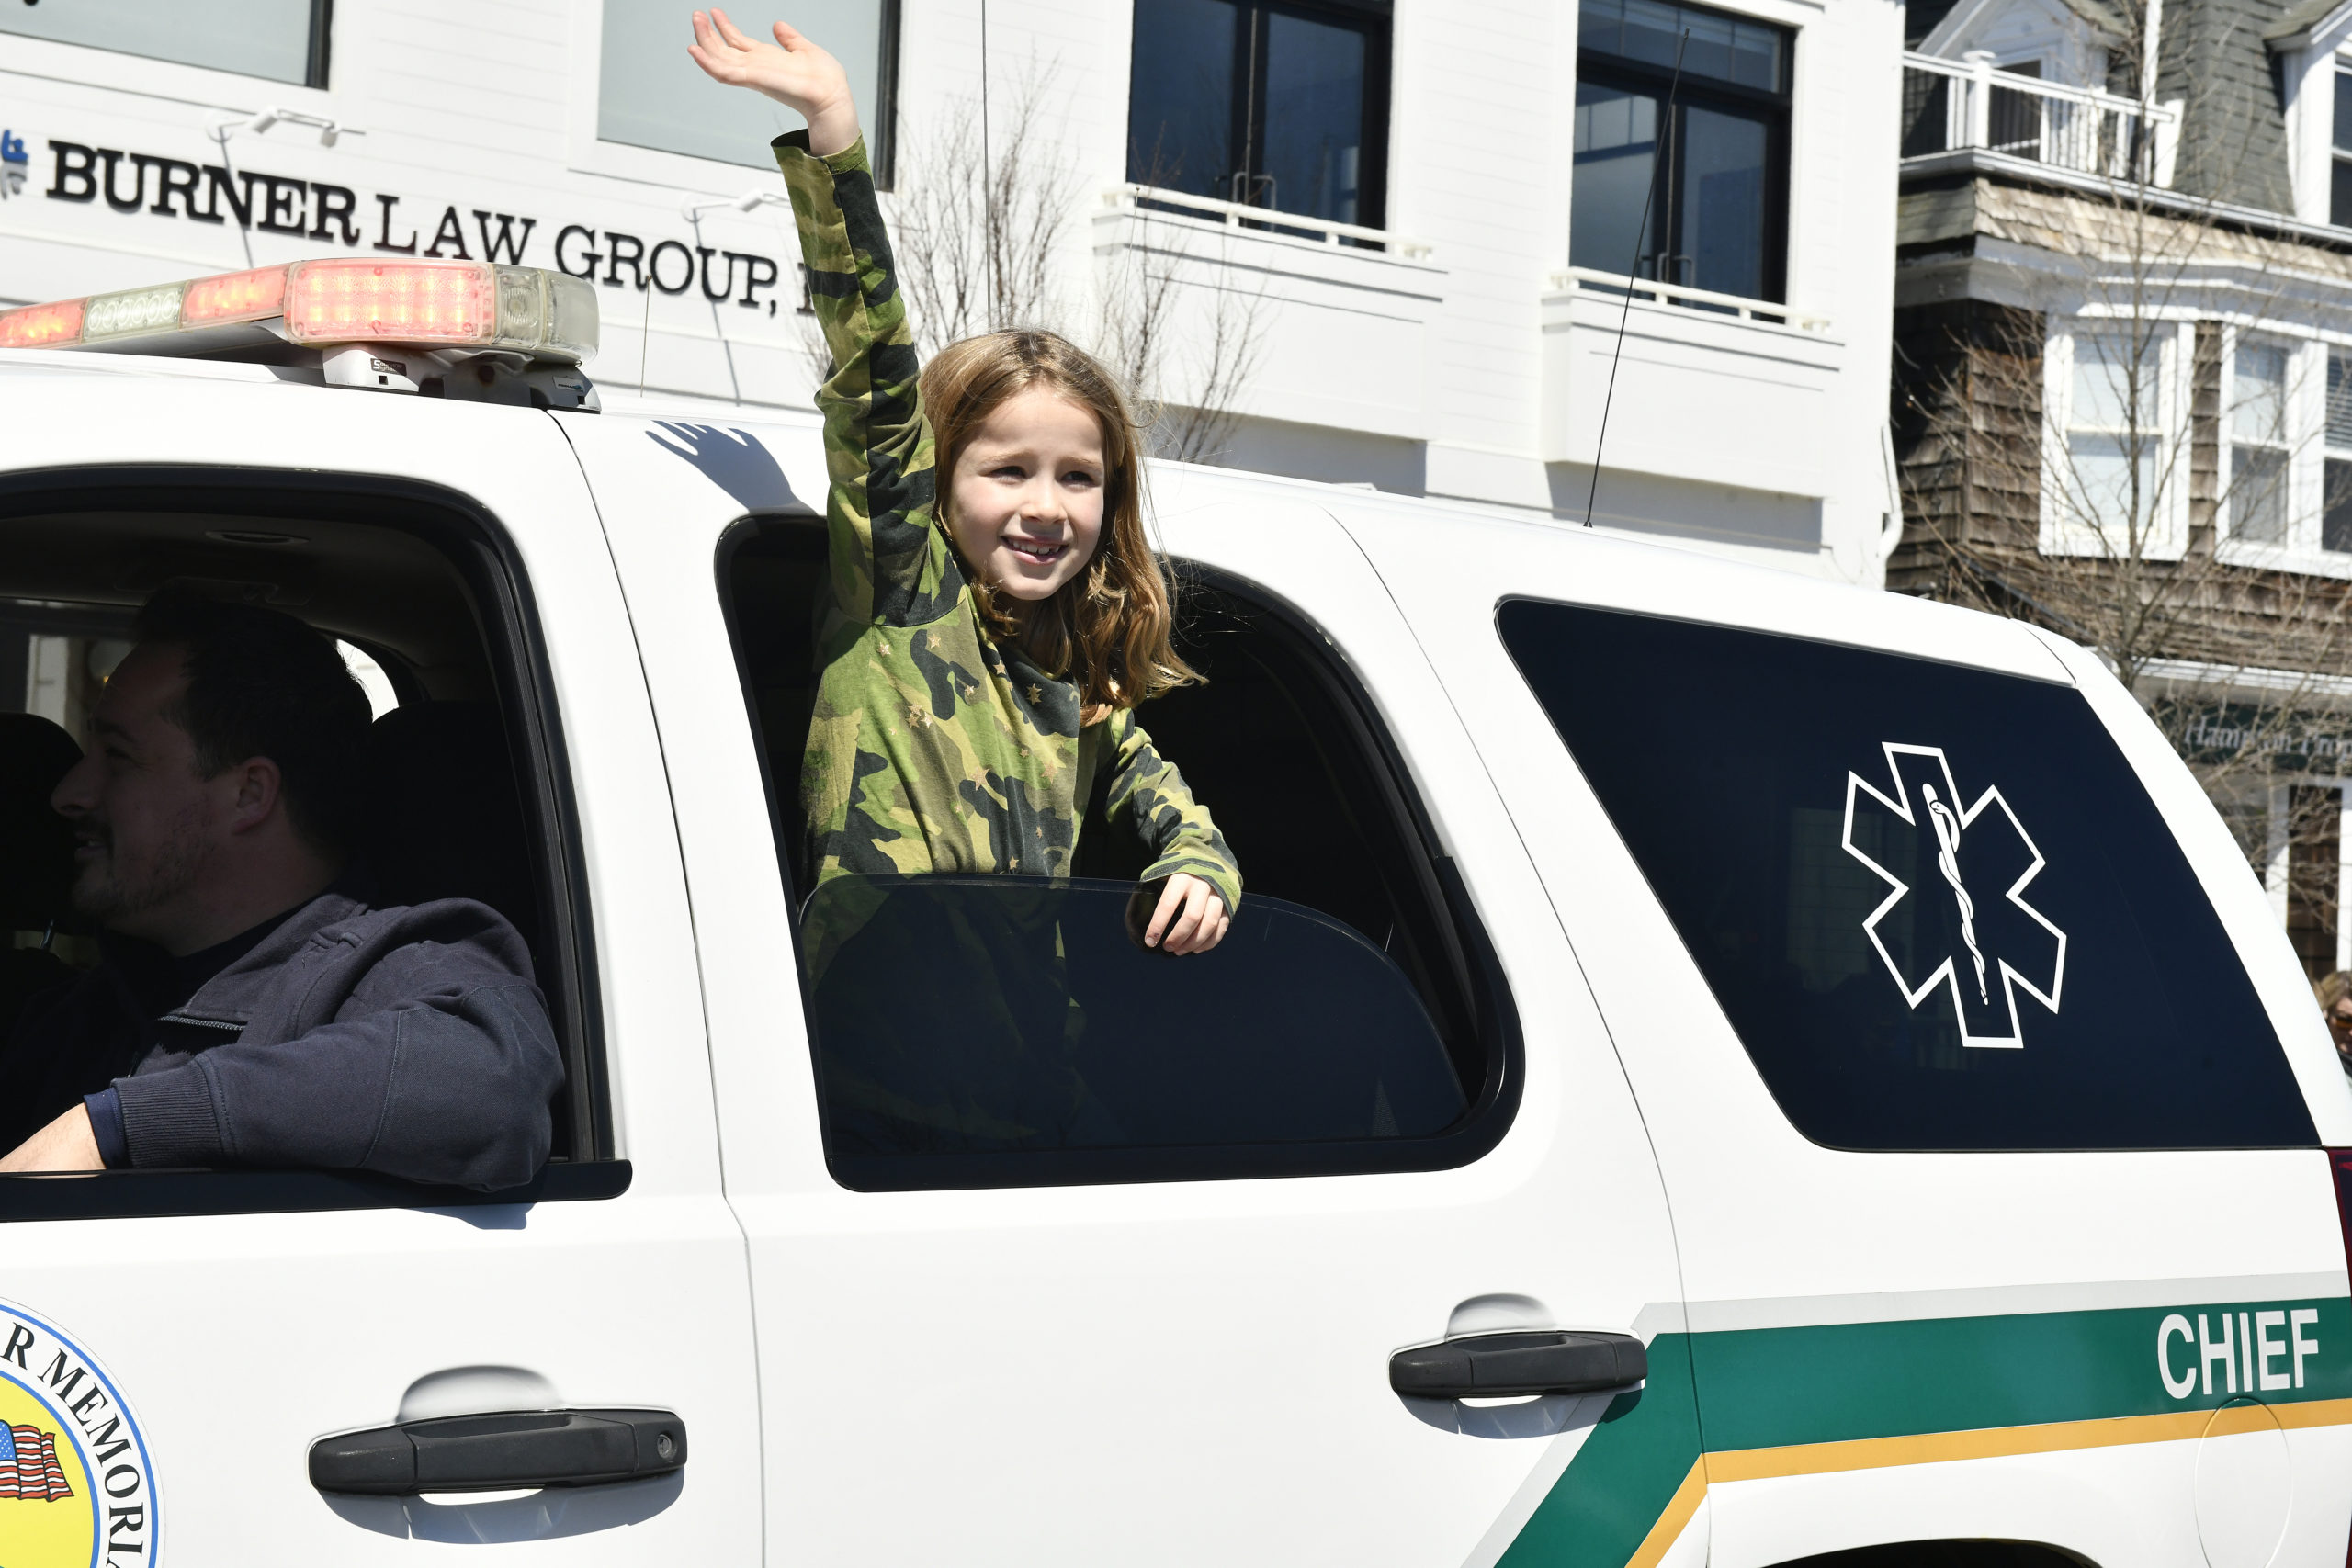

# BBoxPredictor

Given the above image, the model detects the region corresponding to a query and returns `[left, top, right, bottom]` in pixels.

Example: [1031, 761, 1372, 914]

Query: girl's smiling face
[945, 386, 1106, 603]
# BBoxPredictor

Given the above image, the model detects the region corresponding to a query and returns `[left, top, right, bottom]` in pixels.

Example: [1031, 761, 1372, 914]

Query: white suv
[1, 265, 2347, 1568]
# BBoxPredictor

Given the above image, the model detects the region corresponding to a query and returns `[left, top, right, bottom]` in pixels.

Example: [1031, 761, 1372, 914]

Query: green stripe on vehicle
[1495, 1294, 2352, 1567]
[1496, 1334, 1702, 1568]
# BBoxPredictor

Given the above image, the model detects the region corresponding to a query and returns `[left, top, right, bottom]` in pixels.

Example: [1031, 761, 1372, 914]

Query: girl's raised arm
[690, 10, 956, 626]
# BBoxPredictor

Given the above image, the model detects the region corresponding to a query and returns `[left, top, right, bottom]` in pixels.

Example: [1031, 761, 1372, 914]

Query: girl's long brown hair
[922, 328, 1198, 713]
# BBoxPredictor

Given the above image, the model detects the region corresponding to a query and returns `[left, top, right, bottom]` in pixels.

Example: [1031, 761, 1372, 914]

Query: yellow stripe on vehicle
[1607, 1397, 2352, 1568]
[1620, 1460, 1708, 1568]
[1703, 1395, 2352, 1484]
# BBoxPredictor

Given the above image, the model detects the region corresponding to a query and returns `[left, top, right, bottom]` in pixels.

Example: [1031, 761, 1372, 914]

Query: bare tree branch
[1894, 42, 2352, 961]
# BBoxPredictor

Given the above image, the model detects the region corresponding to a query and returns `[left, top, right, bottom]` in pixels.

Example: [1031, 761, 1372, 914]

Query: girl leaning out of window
[687, 9, 1242, 960]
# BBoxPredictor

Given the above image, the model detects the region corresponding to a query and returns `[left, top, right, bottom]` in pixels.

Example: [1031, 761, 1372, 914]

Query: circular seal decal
[0, 1299, 157, 1568]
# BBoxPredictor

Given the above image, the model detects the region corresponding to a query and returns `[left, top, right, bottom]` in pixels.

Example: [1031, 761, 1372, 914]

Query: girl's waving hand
[687, 9, 860, 154]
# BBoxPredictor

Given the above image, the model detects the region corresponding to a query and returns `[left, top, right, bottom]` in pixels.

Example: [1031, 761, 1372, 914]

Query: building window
[599, 0, 898, 177]
[1571, 0, 1792, 303]
[2229, 339, 2292, 546]
[0, 0, 330, 86]
[1126, 0, 1392, 231]
[2325, 349, 2352, 552]
[2058, 328, 2167, 547]
[2334, 66, 2352, 228]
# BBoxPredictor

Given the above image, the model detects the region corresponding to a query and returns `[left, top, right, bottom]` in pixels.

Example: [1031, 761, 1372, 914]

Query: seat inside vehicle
[0, 711, 85, 1042]
[0, 499, 593, 1165]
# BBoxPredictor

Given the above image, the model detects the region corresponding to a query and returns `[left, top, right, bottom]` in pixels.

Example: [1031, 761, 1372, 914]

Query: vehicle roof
[0, 346, 2084, 688]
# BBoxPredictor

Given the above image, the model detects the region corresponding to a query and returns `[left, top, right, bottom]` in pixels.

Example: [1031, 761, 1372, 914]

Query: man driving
[0, 591, 562, 1190]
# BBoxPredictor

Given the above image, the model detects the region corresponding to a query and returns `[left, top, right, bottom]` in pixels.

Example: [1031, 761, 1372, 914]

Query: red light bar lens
[0, 299, 85, 349]
[184, 265, 287, 326]
[286, 260, 493, 345]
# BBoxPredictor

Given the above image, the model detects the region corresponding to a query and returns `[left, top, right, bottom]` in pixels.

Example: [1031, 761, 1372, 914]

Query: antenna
[979, 0, 996, 327]
[1583, 28, 1689, 528]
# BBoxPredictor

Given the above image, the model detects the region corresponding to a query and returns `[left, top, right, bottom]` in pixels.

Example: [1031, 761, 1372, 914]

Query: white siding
[0, 0, 1906, 581]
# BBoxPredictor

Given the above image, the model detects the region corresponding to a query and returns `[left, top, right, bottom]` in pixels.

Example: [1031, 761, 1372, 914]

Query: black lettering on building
[99, 151, 152, 214]
[151, 159, 206, 220]
[554, 224, 602, 278]
[374, 193, 418, 254]
[1, 1325, 29, 1367]
[199, 166, 255, 229]
[603, 231, 648, 290]
[648, 238, 695, 295]
[310, 182, 360, 244]
[104, 1462, 141, 1498]
[423, 204, 470, 259]
[47, 141, 97, 203]
[255, 174, 306, 235]
[70, 1384, 107, 1421]
[473, 210, 537, 265]
[40, 1350, 87, 1405]
[695, 245, 737, 302]
[731, 251, 778, 310]
[797, 261, 815, 315]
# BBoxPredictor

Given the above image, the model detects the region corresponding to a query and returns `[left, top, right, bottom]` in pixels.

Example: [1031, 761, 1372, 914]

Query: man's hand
[1143, 874, 1230, 955]
[687, 9, 860, 156]
[0, 1104, 103, 1174]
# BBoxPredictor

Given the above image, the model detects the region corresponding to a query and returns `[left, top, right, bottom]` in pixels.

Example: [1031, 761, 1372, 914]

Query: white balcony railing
[1102, 184, 1434, 261]
[1550, 265, 1832, 333]
[1902, 51, 2180, 186]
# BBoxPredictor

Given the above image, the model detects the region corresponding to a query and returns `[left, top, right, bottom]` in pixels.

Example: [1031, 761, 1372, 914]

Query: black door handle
[1389, 1331, 1647, 1399]
[309, 1408, 687, 1495]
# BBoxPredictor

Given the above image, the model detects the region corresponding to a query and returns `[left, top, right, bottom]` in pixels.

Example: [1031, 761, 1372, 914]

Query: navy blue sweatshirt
[4, 891, 561, 1190]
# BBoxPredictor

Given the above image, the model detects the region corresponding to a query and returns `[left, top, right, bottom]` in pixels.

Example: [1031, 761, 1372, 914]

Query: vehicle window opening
[720, 516, 1518, 1190]
[0, 475, 618, 1216]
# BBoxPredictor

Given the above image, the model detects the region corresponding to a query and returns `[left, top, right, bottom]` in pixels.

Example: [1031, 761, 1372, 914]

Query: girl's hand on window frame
[686, 8, 861, 157]
[1145, 874, 1230, 955]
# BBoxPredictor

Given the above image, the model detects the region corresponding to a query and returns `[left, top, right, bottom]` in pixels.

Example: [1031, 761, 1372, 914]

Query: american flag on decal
[0, 1423, 73, 1501]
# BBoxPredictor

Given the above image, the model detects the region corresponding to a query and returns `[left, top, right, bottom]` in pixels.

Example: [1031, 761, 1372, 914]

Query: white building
[0, 0, 1904, 582]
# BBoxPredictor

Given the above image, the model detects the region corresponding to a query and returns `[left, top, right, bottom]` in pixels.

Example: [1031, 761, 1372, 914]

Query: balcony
[1091, 186, 1445, 442]
[1539, 268, 1845, 500]
[1900, 51, 2180, 187]
[1555, 267, 1830, 332]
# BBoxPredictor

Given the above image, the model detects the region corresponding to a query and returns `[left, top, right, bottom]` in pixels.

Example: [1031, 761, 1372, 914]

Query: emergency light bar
[0, 258, 601, 409]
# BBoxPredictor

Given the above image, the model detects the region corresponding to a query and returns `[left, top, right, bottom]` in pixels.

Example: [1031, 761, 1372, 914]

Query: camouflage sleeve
[1099, 708, 1242, 911]
[772, 131, 959, 626]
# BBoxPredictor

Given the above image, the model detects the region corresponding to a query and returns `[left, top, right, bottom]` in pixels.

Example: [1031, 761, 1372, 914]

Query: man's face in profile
[50, 644, 217, 940]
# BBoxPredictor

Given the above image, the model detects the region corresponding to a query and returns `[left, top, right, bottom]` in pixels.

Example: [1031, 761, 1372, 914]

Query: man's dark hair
[132, 590, 373, 857]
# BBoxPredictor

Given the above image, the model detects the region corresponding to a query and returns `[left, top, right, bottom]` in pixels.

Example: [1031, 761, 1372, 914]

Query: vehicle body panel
[0, 358, 761, 1563]
[1340, 499, 2352, 1566]
[563, 408, 1692, 1567]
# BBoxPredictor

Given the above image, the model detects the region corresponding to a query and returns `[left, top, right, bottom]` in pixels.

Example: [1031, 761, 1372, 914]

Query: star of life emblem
[1841, 742, 2067, 1048]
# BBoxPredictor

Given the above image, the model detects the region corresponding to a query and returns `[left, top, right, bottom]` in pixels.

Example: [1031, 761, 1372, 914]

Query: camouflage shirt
[774, 132, 1241, 912]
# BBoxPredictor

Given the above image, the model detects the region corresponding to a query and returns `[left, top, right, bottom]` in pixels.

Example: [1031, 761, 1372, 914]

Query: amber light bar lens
[0, 299, 86, 349]
[286, 259, 494, 345]
[183, 265, 288, 326]
[1, 257, 594, 363]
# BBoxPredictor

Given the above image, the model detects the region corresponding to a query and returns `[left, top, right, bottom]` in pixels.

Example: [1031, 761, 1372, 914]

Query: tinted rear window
[1499, 600, 2315, 1151]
